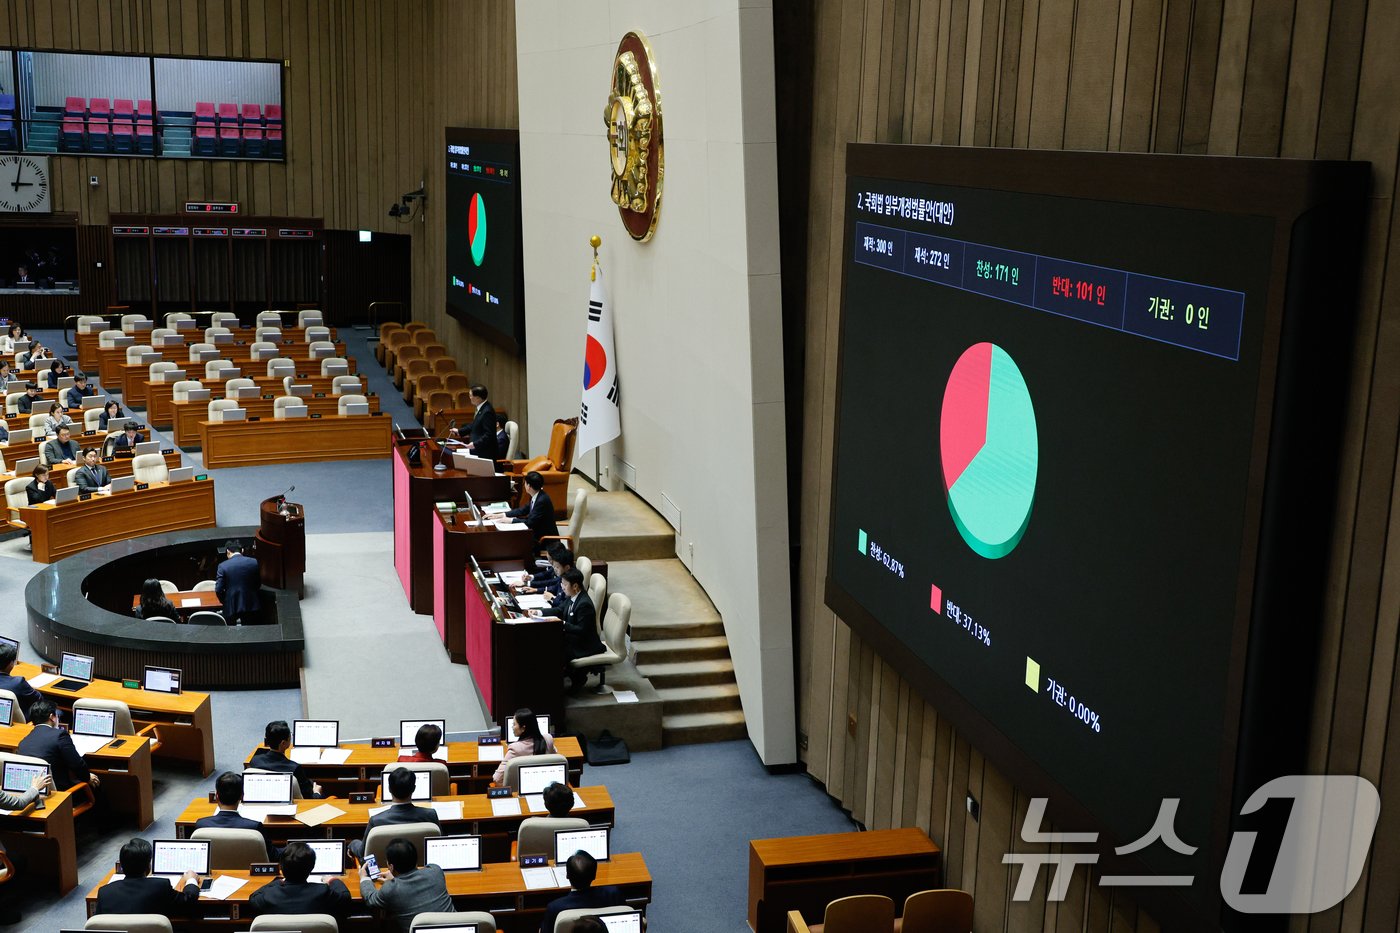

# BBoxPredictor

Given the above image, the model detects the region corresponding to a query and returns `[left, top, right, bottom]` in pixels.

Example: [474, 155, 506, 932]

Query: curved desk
[25, 525, 304, 689]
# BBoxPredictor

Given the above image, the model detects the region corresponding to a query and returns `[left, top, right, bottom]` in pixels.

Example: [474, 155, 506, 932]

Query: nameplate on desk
[249, 863, 279, 877]
[83, 430, 96, 436]
[310, 413, 321, 419]
[261, 393, 274, 400]
[122, 679, 140, 689]
[371, 737, 396, 748]
[314, 392, 326, 398]
[349, 791, 376, 805]
[135, 483, 149, 491]
[372, 411, 384, 416]
[247, 416, 260, 422]
[161, 447, 174, 454]
[520, 854, 548, 868]
[102, 456, 115, 463]
[195, 474, 208, 481]
[487, 786, 512, 799]
[478, 735, 502, 746]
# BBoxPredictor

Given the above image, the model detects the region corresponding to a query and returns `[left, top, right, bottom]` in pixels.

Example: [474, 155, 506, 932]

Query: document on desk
[239, 803, 298, 820]
[516, 594, 554, 610]
[495, 522, 530, 531]
[367, 804, 391, 817]
[523, 792, 587, 813]
[483, 502, 510, 514]
[490, 797, 522, 816]
[521, 866, 569, 890]
[431, 800, 464, 820]
[613, 690, 640, 704]
[179, 597, 200, 607]
[288, 747, 322, 764]
[319, 747, 352, 764]
[500, 570, 531, 586]
[475, 745, 505, 762]
[202, 875, 247, 900]
[295, 803, 346, 827]
[27, 673, 59, 689]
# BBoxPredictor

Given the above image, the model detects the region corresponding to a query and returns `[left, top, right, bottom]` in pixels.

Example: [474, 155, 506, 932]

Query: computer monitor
[343, 401, 369, 416]
[0, 635, 18, 654]
[423, 835, 482, 872]
[55, 486, 79, 504]
[143, 666, 182, 694]
[598, 911, 645, 933]
[410, 925, 480, 933]
[506, 713, 552, 739]
[381, 769, 432, 801]
[108, 475, 135, 493]
[169, 467, 194, 483]
[72, 707, 116, 738]
[0, 760, 47, 796]
[151, 840, 210, 877]
[518, 762, 567, 795]
[13, 456, 38, 474]
[134, 440, 161, 456]
[53, 651, 94, 690]
[293, 720, 339, 748]
[554, 826, 611, 864]
[0, 697, 11, 725]
[241, 771, 294, 805]
[400, 719, 446, 747]
[290, 839, 345, 877]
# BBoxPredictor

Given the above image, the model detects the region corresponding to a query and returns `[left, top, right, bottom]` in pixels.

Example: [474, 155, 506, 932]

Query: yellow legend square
[1025, 657, 1040, 692]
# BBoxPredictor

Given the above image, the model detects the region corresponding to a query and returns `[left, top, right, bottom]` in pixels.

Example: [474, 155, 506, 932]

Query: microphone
[434, 421, 458, 472]
[277, 484, 295, 516]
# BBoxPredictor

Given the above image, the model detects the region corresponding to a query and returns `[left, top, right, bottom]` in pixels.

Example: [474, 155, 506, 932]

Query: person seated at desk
[43, 401, 73, 437]
[248, 841, 351, 921]
[16, 699, 100, 791]
[358, 837, 455, 933]
[41, 425, 79, 466]
[0, 769, 53, 924]
[506, 471, 559, 544]
[0, 641, 40, 719]
[538, 851, 624, 933]
[98, 399, 123, 431]
[0, 419, 7, 445]
[495, 411, 510, 455]
[397, 723, 443, 762]
[137, 578, 179, 621]
[71, 446, 111, 494]
[16, 342, 48, 371]
[249, 720, 321, 799]
[551, 569, 603, 693]
[64, 371, 90, 409]
[13, 265, 32, 286]
[541, 780, 575, 819]
[14, 382, 39, 415]
[95, 837, 200, 918]
[348, 767, 440, 860]
[45, 358, 71, 390]
[493, 707, 555, 785]
[0, 324, 19, 355]
[113, 422, 146, 454]
[195, 771, 268, 833]
[0, 359, 12, 394]
[518, 544, 574, 602]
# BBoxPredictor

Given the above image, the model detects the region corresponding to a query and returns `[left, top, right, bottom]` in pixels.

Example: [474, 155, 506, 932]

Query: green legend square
[1025, 657, 1040, 692]
[857, 529, 868, 554]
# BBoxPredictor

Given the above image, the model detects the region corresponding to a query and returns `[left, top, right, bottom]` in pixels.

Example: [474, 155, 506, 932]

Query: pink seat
[194, 101, 216, 123]
[137, 99, 155, 122]
[242, 126, 264, 141]
[88, 98, 111, 117]
[114, 99, 135, 119]
[86, 117, 109, 133]
[241, 103, 262, 123]
[264, 103, 283, 125]
[195, 125, 216, 139]
[64, 96, 86, 116]
[217, 102, 238, 123]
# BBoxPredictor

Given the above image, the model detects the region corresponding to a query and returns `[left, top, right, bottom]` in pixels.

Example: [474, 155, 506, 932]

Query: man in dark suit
[248, 841, 351, 920]
[64, 372, 90, 410]
[95, 837, 200, 917]
[71, 447, 111, 494]
[348, 766, 440, 859]
[249, 720, 320, 799]
[464, 384, 499, 463]
[16, 700, 100, 791]
[216, 540, 262, 625]
[538, 852, 623, 933]
[0, 642, 40, 719]
[41, 425, 79, 466]
[113, 422, 146, 453]
[506, 471, 560, 544]
[552, 569, 603, 692]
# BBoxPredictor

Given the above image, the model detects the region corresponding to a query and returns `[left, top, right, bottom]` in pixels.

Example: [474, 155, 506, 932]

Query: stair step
[633, 635, 731, 664]
[636, 657, 734, 688]
[662, 710, 747, 745]
[656, 682, 742, 714]
[628, 618, 725, 640]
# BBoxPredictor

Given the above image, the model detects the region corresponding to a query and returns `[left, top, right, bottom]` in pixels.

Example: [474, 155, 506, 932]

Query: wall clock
[0, 155, 52, 213]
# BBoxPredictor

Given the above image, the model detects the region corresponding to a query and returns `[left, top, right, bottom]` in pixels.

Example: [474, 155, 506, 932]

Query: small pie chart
[940, 342, 1038, 559]
[468, 192, 487, 266]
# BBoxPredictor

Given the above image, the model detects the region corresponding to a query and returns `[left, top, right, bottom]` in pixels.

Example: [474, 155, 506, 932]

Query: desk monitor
[134, 440, 161, 456]
[411, 926, 479, 933]
[73, 707, 116, 738]
[81, 396, 105, 409]
[1, 760, 49, 796]
[0, 697, 12, 727]
[335, 379, 362, 394]
[323, 362, 349, 377]
[289, 383, 312, 397]
[289, 839, 345, 878]
[160, 368, 187, 381]
[599, 911, 644, 933]
[12, 339, 27, 352]
[13, 456, 38, 474]
[143, 665, 182, 694]
[251, 346, 275, 360]
[174, 318, 195, 330]
[280, 404, 308, 419]
[343, 401, 369, 416]
[293, 720, 339, 748]
[106, 418, 132, 434]
[220, 408, 247, 422]
[0, 635, 19, 654]
[108, 475, 135, 493]
[128, 320, 154, 333]
[506, 714, 552, 740]
[55, 486, 79, 504]
[232, 386, 258, 399]
[212, 333, 233, 345]
[57, 376, 74, 391]
[112, 335, 134, 347]
[400, 719, 446, 747]
[381, 768, 432, 801]
[554, 826, 610, 864]
[268, 363, 294, 378]
[185, 388, 211, 402]
[310, 345, 334, 360]
[152, 839, 209, 877]
[518, 762, 567, 795]
[450, 451, 494, 476]
[423, 835, 482, 872]
[137, 353, 161, 365]
[34, 358, 56, 372]
[169, 467, 194, 483]
[157, 334, 183, 347]
[242, 771, 294, 804]
[56, 652, 94, 689]
[195, 349, 219, 362]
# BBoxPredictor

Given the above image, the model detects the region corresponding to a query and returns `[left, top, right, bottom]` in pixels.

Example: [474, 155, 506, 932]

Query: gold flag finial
[590, 235, 602, 281]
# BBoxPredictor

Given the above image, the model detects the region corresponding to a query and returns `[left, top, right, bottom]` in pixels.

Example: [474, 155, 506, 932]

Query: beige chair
[320, 356, 349, 376]
[188, 342, 217, 362]
[364, 821, 441, 865]
[587, 573, 607, 626]
[893, 889, 973, 932]
[542, 488, 589, 554]
[389, 760, 452, 796]
[86, 915, 173, 933]
[210, 311, 239, 328]
[158, 580, 178, 593]
[148, 361, 178, 383]
[28, 413, 47, 434]
[331, 375, 362, 395]
[248, 917, 338, 933]
[411, 914, 496, 932]
[225, 377, 256, 396]
[75, 314, 106, 334]
[576, 556, 592, 582]
[504, 420, 521, 459]
[125, 344, 155, 364]
[256, 327, 282, 343]
[0, 689, 23, 725]
[149, 327, 177, 344]
[516, 816, 589, 861]
[204, 326, 232, 344]
[502, 754, 569, 794]
[132, 454, 169, 484]
[307, 340, 335, 358]
[305, 325, 331, 342]
[205, 360, 236, 380]
[164, 312, 194, 329]
[98, 329, 126, 348]
[120, 315, 152, 334]
[555, 907, 635, 933]
[266, 357, 295, 378]
[299, 310, 325, 328]
[84, 407, 104, 431]
[570, 593, 630, 692]
[256, 311, 282, 328]
[73, 698, 160, 748]
[788, 894, 895, 933]
[273, 396, 305, 419]
[4, 478, 29, 527]
[172, 380, 203, 402]
[337, 394, 368, 416]
[507, 418, 578, 518]
[191, 827, 270, 868]
[249, 341, 278, 359]
[208, 399, 240, 420]
[193, 580, 218, 592]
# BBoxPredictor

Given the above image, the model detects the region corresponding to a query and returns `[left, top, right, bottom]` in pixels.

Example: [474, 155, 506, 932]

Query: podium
[257, 495, 306, 597]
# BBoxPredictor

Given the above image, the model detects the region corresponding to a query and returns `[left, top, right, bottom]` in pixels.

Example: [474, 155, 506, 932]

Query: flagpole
[588, 234, 604, 491]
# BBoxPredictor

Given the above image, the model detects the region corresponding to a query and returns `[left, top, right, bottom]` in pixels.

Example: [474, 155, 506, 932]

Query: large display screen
[826, 146, 1366, 928]
[444, 127, 524, 350]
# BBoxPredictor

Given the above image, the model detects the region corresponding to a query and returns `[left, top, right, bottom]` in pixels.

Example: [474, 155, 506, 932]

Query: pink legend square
[930, 584, 942, 614]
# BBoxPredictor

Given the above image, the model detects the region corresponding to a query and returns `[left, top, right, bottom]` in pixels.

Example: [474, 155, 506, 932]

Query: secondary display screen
[444, 127, 524, 350]
[826, 146, 1367, 924]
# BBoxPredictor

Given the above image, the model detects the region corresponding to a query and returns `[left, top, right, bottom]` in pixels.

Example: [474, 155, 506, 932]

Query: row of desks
[18, 475, 218, 563]
[199, 414, 393, 469]
[118, 349, 359, 408]
[153, 375, 372, 430]
[0, 448, 180, 490]
[77, 325, 342, 375]
[173, 390, 381, 446]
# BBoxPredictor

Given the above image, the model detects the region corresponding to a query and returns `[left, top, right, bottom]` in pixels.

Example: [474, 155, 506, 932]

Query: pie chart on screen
[940, 342, 1038, 559]
[468, 192, 487, 266]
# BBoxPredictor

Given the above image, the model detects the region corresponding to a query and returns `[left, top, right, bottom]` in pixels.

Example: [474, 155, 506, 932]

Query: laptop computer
[1, 760, 50, 803]
[409, 925, 481, 933]
[400, 719, 446, 748]
[220, 408, 247, 422]
[289, 839, 345, 881]
[55, 486, 80, 504]
[143, 665, 182, 694]
[71, 707, 117, 755]
[343, 401, 369, 416]
[506, 714, 552, 739]
[290, 383, 312, 397]
[519, 762, 568, 798]
[134, 440, 161, 456]
[381, 769, 432, 801]
[323, 362, 349, 377]
[554, 826, 611, 864]
[240, 771, 297, 817]
[279, 404, 308, 419]
[57, 376, 74, 391]
[106, 417, 132, 434]
[0, 697, 11, 727]
[423, 835, 482, 872]
[81, 396, 105, 409]
[151, 839, 209, 886]
[53, 652, 94, 691]
[597, 910, 644, 933]
[108, 475, 135, 493]
[13, 455, 37, 473]
[169, 466, 194, 483]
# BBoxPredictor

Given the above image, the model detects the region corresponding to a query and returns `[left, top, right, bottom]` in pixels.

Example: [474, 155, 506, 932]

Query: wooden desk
[466, 567, 564, 724]
[747, 828, 941, 933]
[0, 452, 183, 505]
[392, 441, 514, 614]
[0, 785, 78, 893]
[432, 508, 534, 663]
[173, 785, 614, 861]
[91, 327, 341, 387]
[86, 853, 653, 931]
[241, 737, 586, 796]
[19, 476, 217, 563]
[123, 353, 357, 404]
[130, 590, 222, 614]
[174, 391, 381, 446]
[0, 723, 155, 829]
[200, 413, 392, 469]
[16, 661, 216, 776]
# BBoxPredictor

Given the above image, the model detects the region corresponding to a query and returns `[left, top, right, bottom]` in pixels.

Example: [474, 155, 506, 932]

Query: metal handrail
[62, 311, 122, 348]
[367, 301, 405, 332]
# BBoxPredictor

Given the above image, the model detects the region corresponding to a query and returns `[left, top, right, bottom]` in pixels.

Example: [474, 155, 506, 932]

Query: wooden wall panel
[792, 1, 1400, 931]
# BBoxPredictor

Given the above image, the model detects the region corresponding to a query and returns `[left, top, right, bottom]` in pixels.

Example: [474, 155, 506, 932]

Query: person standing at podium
[463, 384, 499, 462]
[216, 540, 262, 625]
